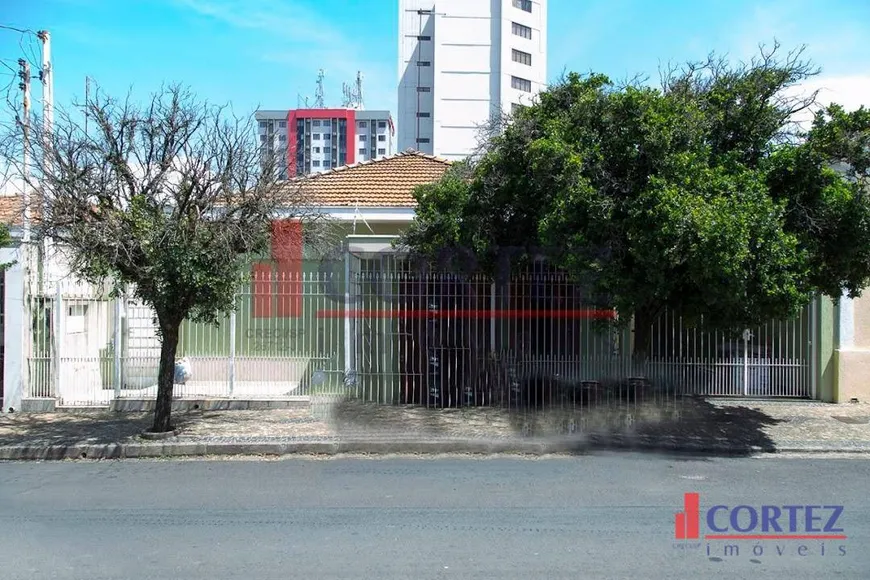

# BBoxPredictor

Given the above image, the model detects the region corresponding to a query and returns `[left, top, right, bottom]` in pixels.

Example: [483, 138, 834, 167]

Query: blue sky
[2, 0, 870, 123]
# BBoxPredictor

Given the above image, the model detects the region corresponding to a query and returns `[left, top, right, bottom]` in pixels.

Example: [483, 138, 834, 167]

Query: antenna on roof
[313, 69, 326, 108]
[341, 71, 365, 110]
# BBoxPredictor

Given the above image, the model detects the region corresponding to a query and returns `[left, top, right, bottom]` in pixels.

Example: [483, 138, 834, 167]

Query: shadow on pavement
[0, 411, 208, 446]
[326, 392, 785, 458]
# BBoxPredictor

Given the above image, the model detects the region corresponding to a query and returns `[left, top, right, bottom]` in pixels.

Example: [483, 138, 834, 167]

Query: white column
[343, 246, 353, 387]
[113, 295, 123, 399]
[2, 248, 26, 411]
[52, 281, 63, 400]
[838, 291, 855, 349]
[228, 308, 236, 396]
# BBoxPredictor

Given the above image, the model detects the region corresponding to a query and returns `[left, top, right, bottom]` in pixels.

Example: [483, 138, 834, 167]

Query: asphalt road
[1, 453, 868, 580]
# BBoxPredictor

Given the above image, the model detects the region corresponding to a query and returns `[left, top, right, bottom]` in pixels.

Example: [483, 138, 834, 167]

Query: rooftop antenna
[341, 71, 365, 110]
[355, 71, 364, 110]
[297, 93, 310, 108]
[313, 69, 326, 108]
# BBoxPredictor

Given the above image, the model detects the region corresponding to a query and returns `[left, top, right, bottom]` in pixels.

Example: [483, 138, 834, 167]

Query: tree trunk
[151, 320, 181, 433]
[632, 308, 656, 376]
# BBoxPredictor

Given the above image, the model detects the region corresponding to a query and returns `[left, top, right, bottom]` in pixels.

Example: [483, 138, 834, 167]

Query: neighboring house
[0, 151, 454, 410]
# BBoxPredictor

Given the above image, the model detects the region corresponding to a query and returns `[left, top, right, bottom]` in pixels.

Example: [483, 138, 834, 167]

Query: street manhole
[831, 416, 870, 425]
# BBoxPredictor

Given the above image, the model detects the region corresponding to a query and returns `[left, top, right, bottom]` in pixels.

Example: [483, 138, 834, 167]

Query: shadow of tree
[327, 386, 785, 458]
[0, 410, 206, 446]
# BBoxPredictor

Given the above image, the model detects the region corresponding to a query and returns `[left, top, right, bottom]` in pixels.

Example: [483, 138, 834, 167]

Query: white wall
[2, 245, 24, 410]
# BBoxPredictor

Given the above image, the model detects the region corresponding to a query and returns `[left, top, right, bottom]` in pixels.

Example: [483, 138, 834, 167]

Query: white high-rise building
[397, 0, 548, 160]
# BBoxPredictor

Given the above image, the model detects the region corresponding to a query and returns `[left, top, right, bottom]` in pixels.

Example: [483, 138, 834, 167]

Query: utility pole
[37, 31, 52, 138]
[17, 57, 30, 244]
[38, 30, 54, 277]
[17, 56, 32, 406]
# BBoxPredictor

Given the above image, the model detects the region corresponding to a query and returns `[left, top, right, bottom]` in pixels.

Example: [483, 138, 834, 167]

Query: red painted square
[252, 262, 273, 318]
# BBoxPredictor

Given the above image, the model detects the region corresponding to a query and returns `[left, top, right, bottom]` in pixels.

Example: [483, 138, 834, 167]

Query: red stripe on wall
[252, 262, 273, 319]
[271, 219, 303, 318]
[287, 110, 298, 176]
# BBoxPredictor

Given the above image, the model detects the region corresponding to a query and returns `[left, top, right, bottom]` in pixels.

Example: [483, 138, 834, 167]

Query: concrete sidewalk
[1, 396, 869, 460]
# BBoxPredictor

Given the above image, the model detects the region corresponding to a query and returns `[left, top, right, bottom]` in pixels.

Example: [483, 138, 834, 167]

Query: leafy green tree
[401, 45, 870, 364]
[0, 223, 12, 271]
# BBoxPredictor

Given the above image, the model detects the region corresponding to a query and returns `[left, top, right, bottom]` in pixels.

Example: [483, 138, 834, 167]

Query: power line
[0, 24, 36, 34]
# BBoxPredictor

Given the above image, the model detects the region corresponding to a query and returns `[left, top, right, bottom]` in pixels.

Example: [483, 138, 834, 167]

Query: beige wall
[836, 294, 870, 403]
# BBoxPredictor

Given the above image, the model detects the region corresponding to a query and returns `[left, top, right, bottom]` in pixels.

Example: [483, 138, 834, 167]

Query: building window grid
[513, 0, 532, 12]
[512, 22, 532, 39]
[512, 49, 532, 66]
[511, 76, 532, 92]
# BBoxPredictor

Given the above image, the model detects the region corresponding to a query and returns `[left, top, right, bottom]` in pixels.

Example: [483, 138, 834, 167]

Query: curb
[2, 437, 870, 460]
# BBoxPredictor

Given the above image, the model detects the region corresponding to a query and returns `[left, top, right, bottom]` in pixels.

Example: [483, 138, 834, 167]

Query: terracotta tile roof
[0, 195, 25, 227]
[283, 150, 452, 208]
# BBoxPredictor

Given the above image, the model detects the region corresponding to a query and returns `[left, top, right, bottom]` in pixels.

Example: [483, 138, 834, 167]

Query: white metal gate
[646, 301, 816, 398]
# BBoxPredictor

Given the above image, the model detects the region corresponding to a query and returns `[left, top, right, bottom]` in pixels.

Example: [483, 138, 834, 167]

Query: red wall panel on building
[271, 219, 303, 318]
[287, 109, 356, 175]
[252, 262, 273, 318]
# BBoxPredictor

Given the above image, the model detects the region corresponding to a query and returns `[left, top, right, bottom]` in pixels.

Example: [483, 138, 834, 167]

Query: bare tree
[2, 83, 329, 432]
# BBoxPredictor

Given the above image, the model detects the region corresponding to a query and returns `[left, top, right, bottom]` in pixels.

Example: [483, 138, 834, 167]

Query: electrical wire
[0, 24, 35, 34]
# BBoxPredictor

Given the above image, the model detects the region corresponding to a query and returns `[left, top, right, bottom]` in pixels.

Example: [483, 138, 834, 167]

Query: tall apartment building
[256, 109, 395, 177]
[397, 0, 548, 160]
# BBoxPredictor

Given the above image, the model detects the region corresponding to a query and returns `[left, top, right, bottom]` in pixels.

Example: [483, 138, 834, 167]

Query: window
[416, 137, 430, 144]
[511, 76, 532, 92]
[417, 86, 431, 92]
[278, 121, 286, 128]
[322, 120, 331, 128]
[359, 148, 366, 155]
[417, 61, 431, 67]
[323, 160, 331, 168]
[359, 134, 367, 142]
[378, 148, 386, 155]
[313, 160, 320, 167]
[513, 0, 532, 12]
[417, 112, 431, 118]
[259, 121, 267, 128]
[324, 146, 331, 154]
[259, 134, 266, 142]
[512, 22, 532, 39]
[358, 121, 368, 129]
[378, 134, 386, 142]
[67, 304, 87, 334]
[323, 133, 331, 141]
[312, 120, 321, 127]
[279, 134, 286, 141]
[313, 133, 321, 140]
[512, 49, 532, 66]
[378, 121, 387, 129]
[417, 35, 431, 40]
